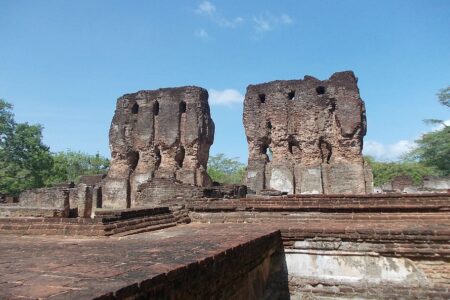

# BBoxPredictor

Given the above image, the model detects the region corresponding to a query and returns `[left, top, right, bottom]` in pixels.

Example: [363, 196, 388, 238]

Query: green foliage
[437, 86, 450, 108]
[404, 126, 450, 176]
[365, 156, 439, 187]
[45, 151, 110, 185]
[423, 86, 449, 125]
[0, 100, 54, 195]
[0, 99, 110, 195]
[408, 85, 450, 176]
[207, 153, 246, 185]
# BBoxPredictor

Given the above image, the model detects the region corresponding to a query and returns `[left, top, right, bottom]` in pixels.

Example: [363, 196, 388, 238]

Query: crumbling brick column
[243, 71, 373, 194]
[103, 87, 215, 208]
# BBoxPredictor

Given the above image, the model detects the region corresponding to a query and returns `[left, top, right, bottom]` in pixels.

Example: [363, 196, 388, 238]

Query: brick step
[95, 206, 171, 221]
[104, 214, 177, 235]
[111, 222, 177, 237]
[0, 207, 179, 236]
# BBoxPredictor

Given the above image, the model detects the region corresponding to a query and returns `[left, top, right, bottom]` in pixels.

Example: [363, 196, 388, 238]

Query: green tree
[46, 151, 110, 185]
[0, 100, 54, 195]
[207, 153, 246, 185]
[423, 86, 449, 125]
[405, 85, 450, 175]
[404, 126, 450, 176]
[365, 156, 438, 187]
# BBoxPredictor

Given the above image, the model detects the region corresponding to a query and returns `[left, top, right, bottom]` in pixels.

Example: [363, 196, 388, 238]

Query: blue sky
[1, 0, 449, 162]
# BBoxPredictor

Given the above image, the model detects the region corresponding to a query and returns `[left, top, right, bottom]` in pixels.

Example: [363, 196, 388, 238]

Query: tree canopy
[207, 153, 246, 185]
[45, 151, 110, 186]
[368, 85, 450, 186]
[0, 100, 54, 195]
[364, 156, 438, 187]
[404, 125, 450, 176]
[423, 86, 450, 125]
[0, 99, 110, 195]
[407, 85, 450, 176]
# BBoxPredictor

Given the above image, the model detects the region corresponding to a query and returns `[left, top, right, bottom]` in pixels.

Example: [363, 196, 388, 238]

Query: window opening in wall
[153, 101, 160, 115]
[175, 146, 185, 168]
[129, 151, 140, 171]
[261, 144, 273, 162]
[154, 146, 161, 169]
[319, 139, 332, 163]
[329, 98, 336, 112]
[131, 103, 139, 114]
[288, 90, 295, 100]
[267, 121, 272, 129]
[316, 86, 326, 95]
[259, 94, 266, 103]
[288, 136, 299, 154]
[179, 101, 186, 113]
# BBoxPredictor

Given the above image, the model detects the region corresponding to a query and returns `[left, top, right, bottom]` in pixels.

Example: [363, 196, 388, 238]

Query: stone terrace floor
[0, 224, 279, 299]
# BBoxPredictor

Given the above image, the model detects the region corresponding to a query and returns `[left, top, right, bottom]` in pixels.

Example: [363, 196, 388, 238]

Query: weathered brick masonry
[188, 193, 450, 298]
[103, 87, 215, 209]
[243, 71, 373, 195]
[0, 207, 178, 236]
[0, 224, 284, 300]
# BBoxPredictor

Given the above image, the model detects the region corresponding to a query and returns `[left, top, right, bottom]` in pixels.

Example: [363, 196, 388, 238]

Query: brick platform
[0, 224, 282, 299]
[187, 193, 450, 212]
[189, 194, 450, 259]
[1, 193, 449, 299]
[0, 207, 178, 236]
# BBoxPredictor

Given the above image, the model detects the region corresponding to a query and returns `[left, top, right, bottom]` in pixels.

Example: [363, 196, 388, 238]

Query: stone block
[322, 162, 366, 194]
[295, 165, 323, 194]
[246, 160, 266, 194]
[265, 164, 294, 194]
[19, 187, 70, 211]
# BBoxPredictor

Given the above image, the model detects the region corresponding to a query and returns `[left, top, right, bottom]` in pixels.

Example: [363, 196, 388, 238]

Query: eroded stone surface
[0, 224, 281, 299]
[103, 87, 215, 208]
[243, 71, 373, 194]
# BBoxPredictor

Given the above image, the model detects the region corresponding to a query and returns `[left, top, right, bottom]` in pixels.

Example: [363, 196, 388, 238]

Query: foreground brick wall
[0, 224, 285, 300]
[188, 193, 450, 298]
[187, 193, 450, 212]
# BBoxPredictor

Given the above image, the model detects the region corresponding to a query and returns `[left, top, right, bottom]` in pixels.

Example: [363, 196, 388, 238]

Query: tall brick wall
[103, 86, 215, 209]
[243, 71, 373, 195]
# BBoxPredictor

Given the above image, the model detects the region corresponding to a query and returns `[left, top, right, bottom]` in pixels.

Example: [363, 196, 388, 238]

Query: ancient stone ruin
[102, 86, 215, 209]
[1, 71, 449, 299]
[244, 71, 373, 194]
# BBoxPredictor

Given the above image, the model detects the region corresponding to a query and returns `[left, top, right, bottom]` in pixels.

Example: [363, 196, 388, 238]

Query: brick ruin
[375, 174, 450, 193]
[244, 71, 372, 195]
[1, 71, 449, 299]
[102, 86, 215, 209]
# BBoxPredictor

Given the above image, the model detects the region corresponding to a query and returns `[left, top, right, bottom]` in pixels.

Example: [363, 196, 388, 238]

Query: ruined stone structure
[2, 72, 449, 299]
[102, 87, 215, 209]
[375, 175, 450, 193]
[244, 71, 373, 194]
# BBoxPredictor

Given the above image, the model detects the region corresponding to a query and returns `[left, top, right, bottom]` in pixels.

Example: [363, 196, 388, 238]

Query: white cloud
[196, 1, 216, 15]
[363, 120, 449, 161]
[209, 89, 244, 106]
[431, 119, 450, 131]
[253, 16, 272, 32]
[280, 13, 293, 24]
[195, 28, 209, 38]
[363, 140, 416, 161]
[195, 1, 243, 29]
[253, 12, 293, 34]
[218, 16, 244, 29]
